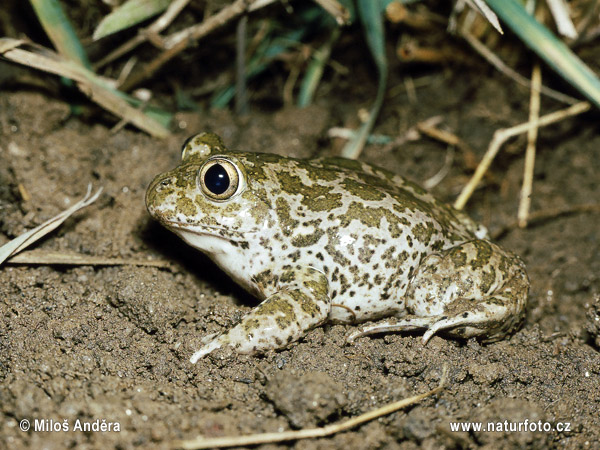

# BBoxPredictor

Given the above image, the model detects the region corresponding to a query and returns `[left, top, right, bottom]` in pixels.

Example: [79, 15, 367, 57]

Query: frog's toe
[190, 338, 223, 363]
[346, 316, 435, 344]
[421, 314, 478, 344]
[345, 328, 362, 345]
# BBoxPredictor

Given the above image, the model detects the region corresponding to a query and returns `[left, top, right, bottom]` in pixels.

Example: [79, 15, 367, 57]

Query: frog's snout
[145, 173, 175, 215]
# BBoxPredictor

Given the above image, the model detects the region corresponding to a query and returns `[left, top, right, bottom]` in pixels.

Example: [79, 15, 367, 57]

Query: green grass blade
[341, 0, 388, 159]
[485, 0, 600, 108]
[210, 22, 312, 108]
[29, 0, 91, 68]
[211, 5, 338, 109]
[298, 27, 341, 107]
[93, 0, 171, 40]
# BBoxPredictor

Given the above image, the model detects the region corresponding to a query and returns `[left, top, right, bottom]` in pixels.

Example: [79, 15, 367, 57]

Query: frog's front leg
[190, 266, 330, 363]
[348, 240, 528, 345]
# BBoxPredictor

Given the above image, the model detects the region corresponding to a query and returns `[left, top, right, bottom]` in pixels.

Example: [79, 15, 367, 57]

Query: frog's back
[312, 156, 488, 241]
[236, 151, 486, 244]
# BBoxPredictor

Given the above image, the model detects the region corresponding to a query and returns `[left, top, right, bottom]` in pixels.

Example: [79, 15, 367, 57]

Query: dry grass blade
[173, 365, 449, 449]
[485, 0, 600, 108]
[0, 185, 103, 266]
[491, 203, 600, 240]
[6, 250, 171, 268]
[453, 101, 590, 210]
[546, 0, 578, 39]
[459, 28, 578, 105]
[312, 0, 351, 25]
[464, 0, 503, 33]
[518, 63, 542, 227]
[0, 38, 169, 138]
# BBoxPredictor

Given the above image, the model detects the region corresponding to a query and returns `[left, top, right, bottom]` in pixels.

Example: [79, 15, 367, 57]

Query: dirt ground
[2, 13, 600, 450]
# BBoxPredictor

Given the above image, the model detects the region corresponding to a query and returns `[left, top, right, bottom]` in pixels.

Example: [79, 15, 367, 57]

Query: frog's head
[145, 133, 273, 254]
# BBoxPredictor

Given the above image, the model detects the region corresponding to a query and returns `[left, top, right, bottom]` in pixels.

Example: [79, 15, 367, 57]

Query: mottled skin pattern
[145, 133, 529, 363]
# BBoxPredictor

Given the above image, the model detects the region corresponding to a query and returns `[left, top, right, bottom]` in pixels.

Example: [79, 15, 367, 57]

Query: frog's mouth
[162, 221, 255, 255]
[159, 218, 257, 241]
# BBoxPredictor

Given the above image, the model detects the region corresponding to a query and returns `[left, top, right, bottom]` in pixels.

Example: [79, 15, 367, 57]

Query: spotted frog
[146, 133, 528, 363]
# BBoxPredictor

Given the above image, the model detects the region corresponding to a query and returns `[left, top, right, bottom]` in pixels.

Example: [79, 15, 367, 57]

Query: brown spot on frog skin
[257, 296, 297, 329]
[176, 197, 198, 217]
[275, 170, 343, 212]
[411, 222, 436, 246]
[480, 267, 497, 294]
[290, 220, 326, 248]
[341, 178, 387, 202]
[450, 247, 467, 267]
[340, 202, 405, 239]
[470, 240, 493, 269]
[275, 197, 299, 237]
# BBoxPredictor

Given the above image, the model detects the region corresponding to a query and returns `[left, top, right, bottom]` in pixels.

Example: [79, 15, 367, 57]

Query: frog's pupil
[205, 164, 229, 195]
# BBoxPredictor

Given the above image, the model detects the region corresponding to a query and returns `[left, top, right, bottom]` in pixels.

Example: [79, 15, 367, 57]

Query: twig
[173, 365, 448, 449]
[397, 41, 471, 65]
[94, 0, 191, 69]
[161, 0, 277, 52]
[404, 75, 417, 103]
[518, 62, 541, 227]
[491, 203, 600, 240]
[453, 101, 591, 210]
[416, 117, 473, 154]
[416, 117, 478, 171]
[120, 0, 267, 92]
[459, 28, 578, 105]
[5, 250, 171, 268]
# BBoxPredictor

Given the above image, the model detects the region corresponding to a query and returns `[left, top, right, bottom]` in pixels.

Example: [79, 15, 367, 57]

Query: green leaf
[298, 27, 341, 107]
[29, 0, 91, 68]
[485, 0, 600, 108]
[341, 0, 388, 159]
[93, 0, 171, 40]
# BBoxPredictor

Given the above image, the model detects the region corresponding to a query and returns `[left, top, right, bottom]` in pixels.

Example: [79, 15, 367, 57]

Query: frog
[145, 132, 529, 364]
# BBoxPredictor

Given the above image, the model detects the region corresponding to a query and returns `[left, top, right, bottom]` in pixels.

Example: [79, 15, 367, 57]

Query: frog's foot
[346, 302, 512, 345]
[408, 239, 528, 343]
[190, 267, 330, 363]
[349, 240, 529, 345]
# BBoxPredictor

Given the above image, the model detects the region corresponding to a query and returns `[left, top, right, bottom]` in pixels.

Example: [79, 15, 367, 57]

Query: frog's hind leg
[348, 240, 529, 345]
[190, 266, 330, 363]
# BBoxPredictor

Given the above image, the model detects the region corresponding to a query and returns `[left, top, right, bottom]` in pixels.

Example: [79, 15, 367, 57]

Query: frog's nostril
[157, 177, 173, 190]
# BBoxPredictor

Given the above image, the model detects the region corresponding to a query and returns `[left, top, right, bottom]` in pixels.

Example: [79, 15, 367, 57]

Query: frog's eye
[199, 158, 240, 201]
